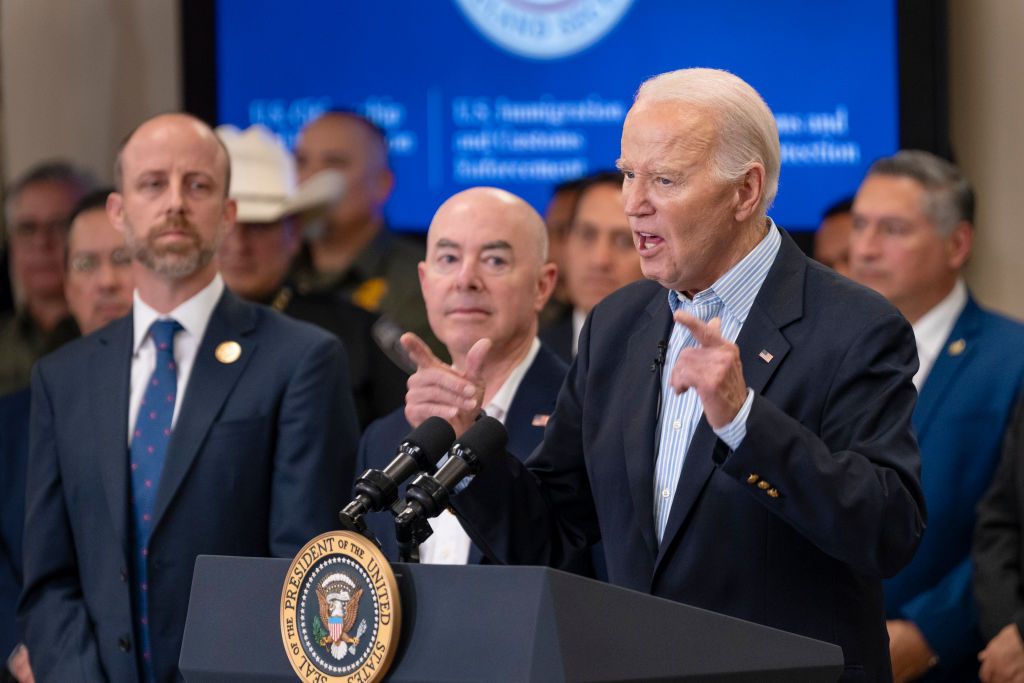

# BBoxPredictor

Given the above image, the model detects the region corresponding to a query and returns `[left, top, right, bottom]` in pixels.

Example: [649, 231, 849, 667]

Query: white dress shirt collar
[571, 308, 587, 358]
[912, 278, 968, 390]
[132, 274, 225, 354]
[484, 337, 541, 425]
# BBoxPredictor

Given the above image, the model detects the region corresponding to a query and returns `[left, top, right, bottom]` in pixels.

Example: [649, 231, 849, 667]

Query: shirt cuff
[713, 388, 754, 450]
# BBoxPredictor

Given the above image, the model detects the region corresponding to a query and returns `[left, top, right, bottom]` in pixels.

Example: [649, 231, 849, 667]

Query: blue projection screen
[215, 1, 898, 231]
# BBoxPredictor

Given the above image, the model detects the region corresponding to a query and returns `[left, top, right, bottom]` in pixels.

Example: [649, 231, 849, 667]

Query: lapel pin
[758, 349, 774, 363]
[947, 338, 966, 356]
[215, 341, 242, 364]
[531, 414, 550, 427]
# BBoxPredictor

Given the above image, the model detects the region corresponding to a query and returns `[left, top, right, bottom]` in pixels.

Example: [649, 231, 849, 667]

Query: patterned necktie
[130, 318, 182, 682]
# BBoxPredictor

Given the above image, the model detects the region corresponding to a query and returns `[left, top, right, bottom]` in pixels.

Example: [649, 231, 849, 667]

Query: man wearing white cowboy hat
[216, 125, 408, 428]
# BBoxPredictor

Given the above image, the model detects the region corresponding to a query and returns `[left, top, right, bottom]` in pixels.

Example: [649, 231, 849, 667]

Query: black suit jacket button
[119, 566, 128, 582]
[118, 635, 132, 652]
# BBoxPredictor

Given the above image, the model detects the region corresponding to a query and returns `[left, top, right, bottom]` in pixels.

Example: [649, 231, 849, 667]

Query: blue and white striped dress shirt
[652, 222, 782, 543]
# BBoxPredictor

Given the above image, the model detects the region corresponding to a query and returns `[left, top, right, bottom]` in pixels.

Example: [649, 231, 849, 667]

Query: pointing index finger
[673, 310, 724, 347]
[400, 332, 443, 370]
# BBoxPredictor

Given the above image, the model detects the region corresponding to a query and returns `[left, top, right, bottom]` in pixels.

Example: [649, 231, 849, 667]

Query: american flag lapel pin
[758, 349, 774, 364]
[532, 414, 550, 427]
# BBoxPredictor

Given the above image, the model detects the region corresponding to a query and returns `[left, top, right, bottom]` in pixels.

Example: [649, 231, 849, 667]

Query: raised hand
[669, 310, 747, 429]
[402, 332, 491, 437]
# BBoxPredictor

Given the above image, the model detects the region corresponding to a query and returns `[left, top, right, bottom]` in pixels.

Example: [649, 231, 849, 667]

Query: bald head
[429, 187, 549, 266]
[115, 113, 231, 194]
[420, 187, 556, 363]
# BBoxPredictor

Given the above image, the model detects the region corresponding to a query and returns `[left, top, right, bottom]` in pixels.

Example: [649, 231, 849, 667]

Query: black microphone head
[403, 416, 457, 469]
[455, 415, 508, 458]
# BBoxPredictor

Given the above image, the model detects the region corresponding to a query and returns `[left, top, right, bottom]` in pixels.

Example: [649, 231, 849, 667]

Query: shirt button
[441, 549, 450, 559]
[661, 488, 670, 499]
[672, 420, 682, 430]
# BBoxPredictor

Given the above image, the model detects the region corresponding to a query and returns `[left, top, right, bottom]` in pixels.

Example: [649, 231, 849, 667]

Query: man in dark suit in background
[403, 68, 925, 682]
[849, 150, 1024, 682]
[814, 196, 855, 276]
[358, 186, 566, 565]
[2, 188, 135, 682]
[538, 176, 584, 326]
[0, 161, 94, 395]
[974, 392, 1024, 683]
[540, 170, 643, 362]
[19, 113, 359, 683]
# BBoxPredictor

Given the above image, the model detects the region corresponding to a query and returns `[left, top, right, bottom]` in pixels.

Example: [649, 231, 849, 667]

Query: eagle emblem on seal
[314, 572, 367, 659]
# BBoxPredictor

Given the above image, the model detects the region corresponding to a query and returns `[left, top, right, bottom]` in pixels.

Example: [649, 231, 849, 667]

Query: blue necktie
[130, 319, 181, 681]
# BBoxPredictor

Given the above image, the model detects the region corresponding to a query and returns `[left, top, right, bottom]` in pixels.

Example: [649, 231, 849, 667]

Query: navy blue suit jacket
[452, 231, 926, 682]
[19, 290, 359, 683]
[538, 309, 573, 364]
[0, 389, 29, 660]
[356, 343, 566, 563]
[884, 296, 1024, 682]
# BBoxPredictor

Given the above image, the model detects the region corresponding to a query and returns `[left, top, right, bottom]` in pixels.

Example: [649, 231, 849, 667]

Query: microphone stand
[395, 514, 434, 563]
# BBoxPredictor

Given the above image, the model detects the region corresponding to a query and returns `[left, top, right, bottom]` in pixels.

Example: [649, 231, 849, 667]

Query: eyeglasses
[69, 248, 133, 274]
[9, 218, 70, 241]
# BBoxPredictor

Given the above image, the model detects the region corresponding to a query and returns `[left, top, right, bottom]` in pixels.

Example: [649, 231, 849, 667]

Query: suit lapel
[538, 312, 573, 364]
[91, 317, 134, 557]
[913, 296, 981, 440]
[622, 294, 674, 558]
[504, 345, 564, 460]
[654, 233, 803, 569]
[151, 292, 257, 531]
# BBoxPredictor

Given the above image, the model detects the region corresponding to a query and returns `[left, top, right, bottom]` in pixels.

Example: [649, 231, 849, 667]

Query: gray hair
[5, 160, 96, 229]
[634, 68, 780, 218]
[867, 150, 974, 234]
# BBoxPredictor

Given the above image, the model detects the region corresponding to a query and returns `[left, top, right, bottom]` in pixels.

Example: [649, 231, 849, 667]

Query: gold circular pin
[215, 341, 242, 364]
[948, 338, 966, 356]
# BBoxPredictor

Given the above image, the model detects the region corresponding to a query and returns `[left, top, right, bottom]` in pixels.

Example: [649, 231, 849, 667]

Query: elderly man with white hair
[404, 68, 926, 682]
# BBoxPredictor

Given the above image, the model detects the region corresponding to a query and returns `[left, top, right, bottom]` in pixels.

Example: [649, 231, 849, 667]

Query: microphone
[651, 340, 668, 373]
[338, 416, 455, 532]
[394, 416, 508, 527]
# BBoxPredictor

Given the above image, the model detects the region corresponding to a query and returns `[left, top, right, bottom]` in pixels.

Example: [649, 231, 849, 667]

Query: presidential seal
[280, 531, 400, 682]
[453, 0, 635, 60]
